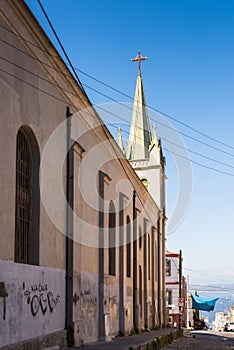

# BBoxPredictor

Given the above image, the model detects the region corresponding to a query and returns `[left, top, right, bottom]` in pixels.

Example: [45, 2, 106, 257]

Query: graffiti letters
[24, 284, 60, 317]
[0, 282, 8, 320]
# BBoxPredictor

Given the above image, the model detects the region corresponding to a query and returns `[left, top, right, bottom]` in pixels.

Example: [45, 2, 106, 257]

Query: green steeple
[125, 75, 151, 160]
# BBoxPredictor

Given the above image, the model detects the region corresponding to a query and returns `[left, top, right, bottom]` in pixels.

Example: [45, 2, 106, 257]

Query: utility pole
[179, 250, 182, 331]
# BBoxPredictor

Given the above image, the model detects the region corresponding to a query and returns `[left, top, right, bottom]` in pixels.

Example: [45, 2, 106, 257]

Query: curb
[128, 329, 183, 350]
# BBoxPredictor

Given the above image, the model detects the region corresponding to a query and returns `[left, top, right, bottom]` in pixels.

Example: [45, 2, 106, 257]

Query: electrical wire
[0, 22, 234, 153]
[1, 57, 234, 177]
[2, 10, 233, 292]
[1, 12, 234, 174]
[37, 0, 87, 95]
[106, 121, 234, 171]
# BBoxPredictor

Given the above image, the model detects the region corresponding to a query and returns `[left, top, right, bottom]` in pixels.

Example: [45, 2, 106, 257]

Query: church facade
[0, 1, 167, 349]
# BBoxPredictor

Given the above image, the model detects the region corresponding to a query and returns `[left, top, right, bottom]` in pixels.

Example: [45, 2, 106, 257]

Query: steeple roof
[125, 75, 151, 160]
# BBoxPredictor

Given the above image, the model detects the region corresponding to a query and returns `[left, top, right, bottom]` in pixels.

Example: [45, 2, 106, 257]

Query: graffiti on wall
[0, 282, 8, 320]
[23, 283, 60, 317]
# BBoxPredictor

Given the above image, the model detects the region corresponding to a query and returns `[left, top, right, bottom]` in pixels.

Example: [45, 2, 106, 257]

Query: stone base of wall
[0, 330, 67, 350]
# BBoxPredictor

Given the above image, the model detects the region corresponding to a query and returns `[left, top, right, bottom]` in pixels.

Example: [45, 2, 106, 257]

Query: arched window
[109, 201, 116, 275]
[139, 226, 142, 249]
[15, 127, 40, 265]
[155, 241, 157, 281]
[148, 234, 150, 280]
[126, 216, 131, 277]
[141, 178, 148, 191]
[139, 265, 142, 318]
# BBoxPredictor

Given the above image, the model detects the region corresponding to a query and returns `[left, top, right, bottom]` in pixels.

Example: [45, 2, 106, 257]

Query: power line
[2, 12, 233, 290]
[0, 65, 160, 229]
[83, 83, 234, 158]
[0, 54, 223, 169]
[37, 0, 86, 95]
[105, 120, 234, 170]
[162, 148, 234, 177]
[1, 57, 234, 177]
[1, 22, 234, 154]
[107, 121, 234, 175]
[1, 16, 233, 174]
[80, 78, 234, 151]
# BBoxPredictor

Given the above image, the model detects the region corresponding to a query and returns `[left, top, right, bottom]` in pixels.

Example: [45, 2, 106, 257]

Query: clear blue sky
[26, 0, 234, 287]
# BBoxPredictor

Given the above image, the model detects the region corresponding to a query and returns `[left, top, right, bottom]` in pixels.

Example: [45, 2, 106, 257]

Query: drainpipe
[65, 106, 74, 346]
[179, 250, 182, 331]
[98, 171, 105, 340]
[157, 218, 161, 327]
[133, 190, 138, 331]
[119, 193, 125, 335]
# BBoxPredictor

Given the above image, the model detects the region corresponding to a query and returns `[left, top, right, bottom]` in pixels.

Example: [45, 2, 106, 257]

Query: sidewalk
[62, 327, 180, 350]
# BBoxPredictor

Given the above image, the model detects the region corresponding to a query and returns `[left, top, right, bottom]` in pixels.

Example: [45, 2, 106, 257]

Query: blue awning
[191, 294, 219, 311]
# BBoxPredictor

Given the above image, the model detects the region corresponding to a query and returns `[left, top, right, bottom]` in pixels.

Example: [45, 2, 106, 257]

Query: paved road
[164, 330, 234, 349]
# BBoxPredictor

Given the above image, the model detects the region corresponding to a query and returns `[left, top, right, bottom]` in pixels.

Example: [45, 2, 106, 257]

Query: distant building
[212, 306, 234, 331]
[212, 312, 226, 331]
[165, 251, 187, 327]
[230, 306, 234, 322]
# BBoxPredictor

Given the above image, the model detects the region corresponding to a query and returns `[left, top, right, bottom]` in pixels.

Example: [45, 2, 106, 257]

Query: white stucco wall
[130, 145, 165, 211]
[0, 260, 65, 347]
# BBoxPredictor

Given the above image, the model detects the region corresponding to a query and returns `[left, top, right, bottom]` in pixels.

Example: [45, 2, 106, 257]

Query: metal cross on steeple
[131, 51, 148, 76]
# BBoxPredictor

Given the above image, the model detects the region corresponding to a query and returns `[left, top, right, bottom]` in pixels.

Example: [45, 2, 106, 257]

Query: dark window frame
[108, 201, 116, 276]
[166, 258, 171, 276]
[15, 127, 40, 265]
[126, 216, 131, 277]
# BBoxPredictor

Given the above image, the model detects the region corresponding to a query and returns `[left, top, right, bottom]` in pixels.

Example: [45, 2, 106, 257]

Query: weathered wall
[0, 1, 167, 346]
[103, 275, 119, 338]
[0, 261, 65, 348]
[73, 271, 99, 345]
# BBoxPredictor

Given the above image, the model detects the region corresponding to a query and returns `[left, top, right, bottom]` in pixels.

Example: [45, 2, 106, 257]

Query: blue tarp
[191, 294, 219, 311]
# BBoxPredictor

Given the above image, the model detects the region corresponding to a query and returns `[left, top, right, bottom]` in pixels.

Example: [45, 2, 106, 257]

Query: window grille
[15, 129, 32, 263]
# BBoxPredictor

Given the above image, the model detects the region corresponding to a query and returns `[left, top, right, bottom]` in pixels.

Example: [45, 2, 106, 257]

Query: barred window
[15, 127, 39, 265]
[139, 265, 142, 318]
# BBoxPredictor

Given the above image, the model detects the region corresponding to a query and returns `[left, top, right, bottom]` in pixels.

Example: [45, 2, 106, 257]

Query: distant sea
[189, 285, 234, 324]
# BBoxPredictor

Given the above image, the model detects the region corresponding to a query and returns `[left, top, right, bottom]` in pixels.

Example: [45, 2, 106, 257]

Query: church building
[122, 51, 166, 212]
[0, 1, 167, 349]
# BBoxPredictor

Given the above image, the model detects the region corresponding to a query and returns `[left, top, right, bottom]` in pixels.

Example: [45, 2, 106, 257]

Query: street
[164, 330, 234, 349]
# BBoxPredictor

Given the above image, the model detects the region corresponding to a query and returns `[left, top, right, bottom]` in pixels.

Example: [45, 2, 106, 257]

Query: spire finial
[150, 124, 158, 148]
[117, 127, 124, 151]
[131, 51, 148, 76]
